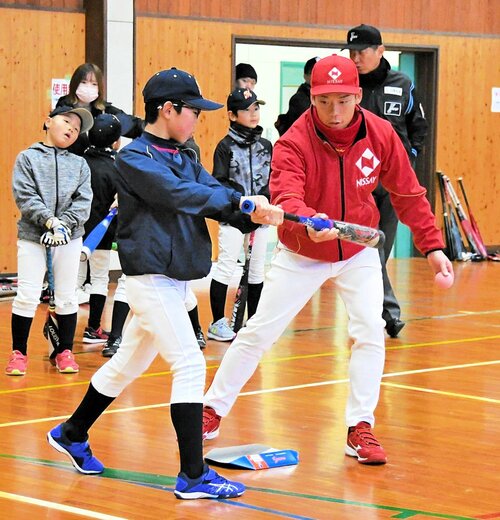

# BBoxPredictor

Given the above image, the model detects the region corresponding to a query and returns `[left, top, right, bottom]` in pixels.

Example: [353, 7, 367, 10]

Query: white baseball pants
[91, 274, 206, 403]
[204, 246, 386, 427]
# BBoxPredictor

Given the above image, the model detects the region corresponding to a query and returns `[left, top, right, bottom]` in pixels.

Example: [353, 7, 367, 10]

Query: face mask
[76, 83, 99, 104]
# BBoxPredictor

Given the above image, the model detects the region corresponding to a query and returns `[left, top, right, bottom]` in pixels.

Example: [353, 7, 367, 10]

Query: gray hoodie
[12, 142, 92, 242]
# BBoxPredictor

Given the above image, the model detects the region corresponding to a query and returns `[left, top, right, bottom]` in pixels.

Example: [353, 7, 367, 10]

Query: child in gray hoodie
[6, 105, 93, 375]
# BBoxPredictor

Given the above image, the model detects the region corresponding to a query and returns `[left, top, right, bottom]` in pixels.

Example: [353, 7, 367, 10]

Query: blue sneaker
[47, 423, 104, 474]
[174, 464, 245, 499]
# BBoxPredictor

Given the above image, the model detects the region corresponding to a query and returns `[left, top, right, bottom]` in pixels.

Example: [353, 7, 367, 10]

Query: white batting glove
[42, 217, 72, 246]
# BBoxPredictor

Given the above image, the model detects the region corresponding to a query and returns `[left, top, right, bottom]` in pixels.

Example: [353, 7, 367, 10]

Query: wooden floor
[0, 258, 499, 519]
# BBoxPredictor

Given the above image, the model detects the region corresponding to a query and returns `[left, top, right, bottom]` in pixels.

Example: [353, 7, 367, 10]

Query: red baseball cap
[310, 54, 360, 95]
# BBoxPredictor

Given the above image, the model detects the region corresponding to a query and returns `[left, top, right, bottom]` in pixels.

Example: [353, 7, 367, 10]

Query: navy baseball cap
[88, 113, 122, 148]
[142, 68, 223, 111]
[227, 88, 265, 112]
[45, 105, 94, 134]
[343, 24, 383, 51]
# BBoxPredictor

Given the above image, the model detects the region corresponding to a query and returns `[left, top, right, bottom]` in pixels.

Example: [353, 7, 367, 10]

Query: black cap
[304, 57, 320, 75]
[142, 68, 223, 111]
[88, 113, 122, 148]
[343, 24, 383, 50]
[227, 88, 266, 113]
[235, 63, 258, 82]
[45, 105, 94, 134]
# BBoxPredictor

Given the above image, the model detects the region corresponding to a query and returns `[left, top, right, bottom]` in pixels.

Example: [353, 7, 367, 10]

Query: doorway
[233, 37, 438, 258]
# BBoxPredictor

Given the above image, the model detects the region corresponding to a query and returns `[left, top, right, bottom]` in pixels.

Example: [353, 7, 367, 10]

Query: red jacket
[271, 107, 444, 263]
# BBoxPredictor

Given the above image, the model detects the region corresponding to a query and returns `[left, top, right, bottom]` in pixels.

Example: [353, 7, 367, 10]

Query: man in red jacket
[202, 55, 452, 465]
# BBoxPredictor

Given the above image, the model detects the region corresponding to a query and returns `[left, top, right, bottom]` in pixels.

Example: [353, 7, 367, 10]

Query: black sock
[109, 301, 130, 341]
[65, 383, 115, 442]
[88, 294, 106, 330]
[210, 280, 228, 323]
[170, 403, 204, 478]
[55, 312, 77, 353]
[188, 306, 201, 332]
[11, 314, 33, 355]
[247, 282, 263, 319]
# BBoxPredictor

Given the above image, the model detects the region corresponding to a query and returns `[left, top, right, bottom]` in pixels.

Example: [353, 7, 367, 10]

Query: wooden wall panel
[0, 1, 82, 10]
[0, 8, 85, 272]
[135, 0, 500, 36]
[135, 17, 500, 248]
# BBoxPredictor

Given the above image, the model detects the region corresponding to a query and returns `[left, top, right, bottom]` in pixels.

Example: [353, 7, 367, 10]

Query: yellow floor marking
[1, 360, 498, 429]
[381, 381, 500, 403]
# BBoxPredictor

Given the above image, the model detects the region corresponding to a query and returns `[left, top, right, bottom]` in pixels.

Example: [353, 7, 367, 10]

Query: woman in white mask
[56, 63, 143, 156]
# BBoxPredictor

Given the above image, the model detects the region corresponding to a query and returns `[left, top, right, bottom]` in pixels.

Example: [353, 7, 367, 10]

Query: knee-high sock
[210, 279, 228, 323]
[56, 312, 77, 353]
[109, 301, 130, 341]
[88, 294, 106, 330]
[247, 282, 263, 319]
[64, 383, 115, 442]
[171, 403, 204, 478]
[11, 314, 33, 355]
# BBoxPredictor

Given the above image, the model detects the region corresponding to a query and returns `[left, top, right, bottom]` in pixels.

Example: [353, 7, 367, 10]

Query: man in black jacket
[274, 56, 319, 136]
[344, 24, 428, 338]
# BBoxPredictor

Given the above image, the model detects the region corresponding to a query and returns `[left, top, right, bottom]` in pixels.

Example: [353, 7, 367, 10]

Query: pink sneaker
[54, 350, 79, 373]
[5, 350, 27, 376]
[202, 406, 221, 440]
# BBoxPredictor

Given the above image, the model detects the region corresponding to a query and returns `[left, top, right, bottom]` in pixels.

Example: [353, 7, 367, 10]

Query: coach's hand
[306, 213, 339, 243]
[241, 196, 283, 226]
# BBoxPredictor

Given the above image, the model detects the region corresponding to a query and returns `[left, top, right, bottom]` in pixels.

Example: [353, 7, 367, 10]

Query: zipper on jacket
[249, 145, 255, 195]
[53, 148, 59, 215]
[338, 155, 345, 261]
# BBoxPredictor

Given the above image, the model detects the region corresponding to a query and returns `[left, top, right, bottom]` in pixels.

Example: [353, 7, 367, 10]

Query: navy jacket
[115, 132, 252, 280]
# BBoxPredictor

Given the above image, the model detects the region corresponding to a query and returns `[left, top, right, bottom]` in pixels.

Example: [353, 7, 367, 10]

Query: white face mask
[76, 83, 99, 104]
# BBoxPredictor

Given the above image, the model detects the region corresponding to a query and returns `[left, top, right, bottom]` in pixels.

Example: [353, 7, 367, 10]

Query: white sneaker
[207, 318, 236, 341]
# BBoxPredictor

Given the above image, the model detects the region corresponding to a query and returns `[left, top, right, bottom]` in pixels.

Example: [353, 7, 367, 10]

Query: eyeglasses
[172, 102, 201, 119]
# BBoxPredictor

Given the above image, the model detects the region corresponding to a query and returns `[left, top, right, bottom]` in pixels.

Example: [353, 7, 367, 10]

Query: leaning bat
[458, 178, 500, 262]
[81, 207, 118, 261]
[442, 175, 487, 259]
[42, 247, 59, 360]
[240, 200, 385, 249]
[436, 171, 454, 259]
[230, 230, 255, 333]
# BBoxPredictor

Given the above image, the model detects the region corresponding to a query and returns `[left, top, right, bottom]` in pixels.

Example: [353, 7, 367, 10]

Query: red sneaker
[54, 350, 79, 373]
[5, 350, 27, 376]
[202, 406, 221, 440]
[345, 421, 387, 465]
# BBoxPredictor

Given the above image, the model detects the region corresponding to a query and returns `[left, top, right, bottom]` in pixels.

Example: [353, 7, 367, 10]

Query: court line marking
[1, 359, 498, 429]
[381, 382, 500, 403]
[1, 334, 499, 396]
[0, 490, 127, 519]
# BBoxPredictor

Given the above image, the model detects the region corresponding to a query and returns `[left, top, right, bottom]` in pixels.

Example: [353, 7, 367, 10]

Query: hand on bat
[240, 196, 283, 226]
[305, 213, 339, 243]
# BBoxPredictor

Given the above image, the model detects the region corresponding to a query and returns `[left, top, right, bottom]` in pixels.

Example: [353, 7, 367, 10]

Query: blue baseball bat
[240, 199, 385, 249]
[80, 207, 118, 261]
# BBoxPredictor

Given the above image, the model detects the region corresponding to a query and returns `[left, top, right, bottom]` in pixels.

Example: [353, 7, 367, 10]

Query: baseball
[434, 271, 454, 289]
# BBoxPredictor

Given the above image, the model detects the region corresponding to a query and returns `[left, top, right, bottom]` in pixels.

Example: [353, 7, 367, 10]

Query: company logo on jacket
[356, 148, 380, 187]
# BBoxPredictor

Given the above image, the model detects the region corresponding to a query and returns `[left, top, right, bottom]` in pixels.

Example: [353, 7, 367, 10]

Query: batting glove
[42, 217, 72, 246]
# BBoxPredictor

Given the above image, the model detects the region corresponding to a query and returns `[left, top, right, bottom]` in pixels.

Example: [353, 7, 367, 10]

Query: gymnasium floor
[0, 258, 498, 519]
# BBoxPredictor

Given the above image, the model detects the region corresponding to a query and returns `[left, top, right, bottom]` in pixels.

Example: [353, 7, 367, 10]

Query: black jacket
[358, 57, 428, 160]
[275, 82, 311, 136]
[82, 147, 118, 249]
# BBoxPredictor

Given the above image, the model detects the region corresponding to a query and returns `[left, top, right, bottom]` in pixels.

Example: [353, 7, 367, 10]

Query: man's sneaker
[83, 326, 109, 344]
[47, 423, 104, 474]
[102, 336, 121, 357]
[174, 463, 244, 499]
[195, 328, 207, 350]
[202, 406, 221, 440]
[54, 350, 79, 373]
[5, 350, 27, 376]
[345, 421, 387, 465]
[207, 318, 236, 342]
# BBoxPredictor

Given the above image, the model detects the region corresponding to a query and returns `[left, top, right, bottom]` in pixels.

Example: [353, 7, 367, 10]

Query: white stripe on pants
[204, 246, 385, 427]
[91, 274, 206, 403]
